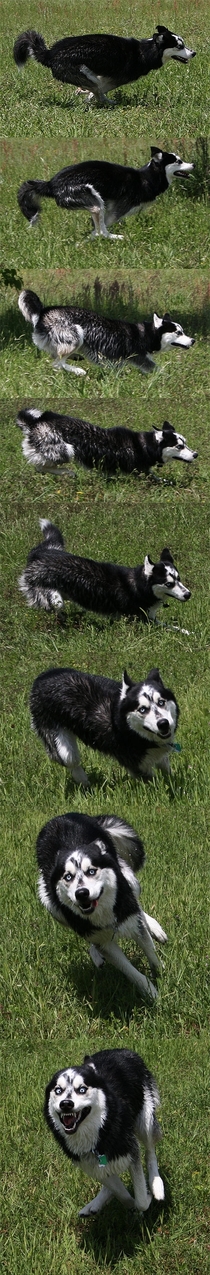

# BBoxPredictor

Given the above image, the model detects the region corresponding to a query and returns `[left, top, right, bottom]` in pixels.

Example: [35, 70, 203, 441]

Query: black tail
[18, 179, 53, 224]
[18, 290, 43, 324]
[13, 31, 49, 68]
[39, 520, 65, 549]
[16, 408, 42, 431]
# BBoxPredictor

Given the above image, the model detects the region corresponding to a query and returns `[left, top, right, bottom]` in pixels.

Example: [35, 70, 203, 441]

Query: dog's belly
[105, 200, 143, 227]
[139, 746, 171, 776]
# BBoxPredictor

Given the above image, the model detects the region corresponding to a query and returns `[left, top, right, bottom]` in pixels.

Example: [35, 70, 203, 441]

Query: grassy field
[1, 2, 210, 1274]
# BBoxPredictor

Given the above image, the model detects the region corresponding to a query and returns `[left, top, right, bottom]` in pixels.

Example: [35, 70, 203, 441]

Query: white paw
[79, 1199, 97, 1217]
[152, 1175, 165, 1201]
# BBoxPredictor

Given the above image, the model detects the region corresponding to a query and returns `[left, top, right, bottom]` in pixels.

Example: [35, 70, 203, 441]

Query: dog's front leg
[142, 911, 167, 944]
[102, 940, 157, 999]
[127, 912, 162, 974]
[146, 1140, 164, 1201]
[79, 1184, 113, 1216]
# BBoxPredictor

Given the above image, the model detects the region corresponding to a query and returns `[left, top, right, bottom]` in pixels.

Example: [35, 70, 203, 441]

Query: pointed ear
[156, 25, 168, 35]
[163, 420, 173, 434]
[151, 147, 163, 162]
[121, 669, 132, 700]
[143, 553, 154, 578]
[147, 667, 161, 683]
[160, 547, 174, 565]
[163, 312, 171, 322]
[153, 312, 163, 331]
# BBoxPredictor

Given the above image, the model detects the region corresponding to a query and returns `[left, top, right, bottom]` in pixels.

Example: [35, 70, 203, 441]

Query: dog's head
[45, 1059, 106, 1153]
[53, 838, 117, 918]
[154, 422, 198, 465]
[120, 668, 179, 744]
[143, 547, 191, 603]
[152, 312, 195, 352]
[155, 26, 196, 64]
[150, 147, 193, 185]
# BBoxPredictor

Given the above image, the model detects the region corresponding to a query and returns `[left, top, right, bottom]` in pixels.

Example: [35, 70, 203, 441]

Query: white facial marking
[126, 684, 177, 742]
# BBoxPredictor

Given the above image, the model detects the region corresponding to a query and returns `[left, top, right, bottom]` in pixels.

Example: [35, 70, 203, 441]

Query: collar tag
[98, 1154, 108, 1166]
[173, 742, 181, 753]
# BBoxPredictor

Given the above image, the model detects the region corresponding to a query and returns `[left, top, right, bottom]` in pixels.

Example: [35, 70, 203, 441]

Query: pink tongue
[63, 1114, 76, 1129]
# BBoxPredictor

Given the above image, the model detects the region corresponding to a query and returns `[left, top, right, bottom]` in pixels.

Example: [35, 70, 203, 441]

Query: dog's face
[121, 669, 178, 744]
[46, 1063, 106, 1148]
[155, 424, 198, 465]
[156, 26, 196, 64]
[151, 147, 193, 185]
[143, 548, 191, 602]
[55, 842, 116, 916]
[152, 313, 195, 351]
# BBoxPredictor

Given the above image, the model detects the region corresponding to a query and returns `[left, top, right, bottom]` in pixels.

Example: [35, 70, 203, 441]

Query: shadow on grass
[62, 944, 159, 1022]
[76, 1174, 173, 1265]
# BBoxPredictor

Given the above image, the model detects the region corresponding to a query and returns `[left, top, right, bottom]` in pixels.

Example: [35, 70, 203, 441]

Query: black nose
[75, 887, 90, 904]
[193, 451, 198, 458]
[191, 51, 196, 58]
[157, 718, 170, 737]
[191, 339, 195, 346]
[60, 1099, 74, 1111]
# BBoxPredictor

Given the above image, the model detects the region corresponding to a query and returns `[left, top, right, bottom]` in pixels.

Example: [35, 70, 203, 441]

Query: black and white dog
[45, 1047, 164, 1214]
[17, 149, 193, 239]
[18, 290, 195, 375]
[30, 664, 179, 784]
[13, 24, 196, 106]
[19, 519, 191, 621]
[17, 407, 198, 476]
[37, 811, 167, 1001]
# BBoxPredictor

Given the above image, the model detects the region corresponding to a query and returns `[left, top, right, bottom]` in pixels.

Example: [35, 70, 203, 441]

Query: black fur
[17, 148, 193, 232]
[30, 664, 179, 781]
[19, 520, 191, 619]
[17, 408, 198, 476]
[13, 26, 195, 104]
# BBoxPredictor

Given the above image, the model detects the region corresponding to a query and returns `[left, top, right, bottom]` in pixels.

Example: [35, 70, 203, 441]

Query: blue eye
[87, 868, 96, 876]
[78, 1085, 87, 1094]
[64, 873, 72, 882]
[55, 1085, 62, 1095]
[158, 699, 165, 708]
[139, 706, 146, 715]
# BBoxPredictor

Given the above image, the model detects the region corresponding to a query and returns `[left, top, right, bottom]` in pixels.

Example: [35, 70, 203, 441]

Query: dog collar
[172, 742, 181, 752]
[98, 1154, 108, 1166]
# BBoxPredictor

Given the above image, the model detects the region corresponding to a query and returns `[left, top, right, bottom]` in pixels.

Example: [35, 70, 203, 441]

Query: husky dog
[17, 407, 198, 476]
[19, 519, 191, 621]
[45, 1047, 164, 1214]
[18, 290, 195, 376]
[13, 25, 196, 106]
[17, 149, 193, 239]
[37, 810, 167, 1001]
[30, 664, 179, 785]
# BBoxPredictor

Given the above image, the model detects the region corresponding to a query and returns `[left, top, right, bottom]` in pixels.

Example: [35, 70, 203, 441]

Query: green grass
[1, 1, 210, 1273]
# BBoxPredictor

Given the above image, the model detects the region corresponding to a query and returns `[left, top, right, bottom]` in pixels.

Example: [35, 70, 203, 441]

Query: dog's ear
[152, 312, 163, 330]
[143, 553, 154, 578]
[151, 147, 163, 162]
[147, 667, 162, 684]
[160, 547, 174, 565]
[156, 25, 168, 35]
[162, 420, 173, 435]
[163, 312, 171, 322]
[121, 669, 132, 699]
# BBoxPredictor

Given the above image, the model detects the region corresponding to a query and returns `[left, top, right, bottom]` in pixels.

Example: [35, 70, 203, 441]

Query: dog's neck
[136, 32, 164, 73]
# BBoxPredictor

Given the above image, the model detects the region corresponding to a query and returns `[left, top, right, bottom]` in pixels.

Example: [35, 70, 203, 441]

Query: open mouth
[60, 1111, 79, 1132]
[77, 888, 103, 914]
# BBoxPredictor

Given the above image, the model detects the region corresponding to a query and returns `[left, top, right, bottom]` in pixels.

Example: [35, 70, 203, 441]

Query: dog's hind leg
[130, 1148, 152, 1211]
[146, 1141, 164, 1201]
[54, 728, 89, 785]
[79, 66, 113, 106]
[101, 940, 157, 1000]
[126, 912, 162, 974]
[142, 912, 168, 943]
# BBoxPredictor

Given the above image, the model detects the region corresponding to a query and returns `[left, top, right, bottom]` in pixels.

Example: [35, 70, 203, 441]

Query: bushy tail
[16, 408, 42, 431]
[18, 290, 43, 325]
[18, 180, 53, 224]
[98, 816, 145, 871]
[39, 519, 65, 549]
[13, 31, 49, 68]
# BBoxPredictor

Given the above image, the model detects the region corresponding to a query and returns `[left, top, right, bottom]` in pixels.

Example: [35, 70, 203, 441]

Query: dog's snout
[60, 1098, 74, 1112]
[75, 887, 90, 903]
[184, 588, 191, 600]
[157, 718, 170, 738]
[193, 451, 198, 459]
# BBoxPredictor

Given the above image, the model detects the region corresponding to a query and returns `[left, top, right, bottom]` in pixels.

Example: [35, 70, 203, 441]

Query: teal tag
[98, 1154, 108, 1166]
[173, 742, 181, 753]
